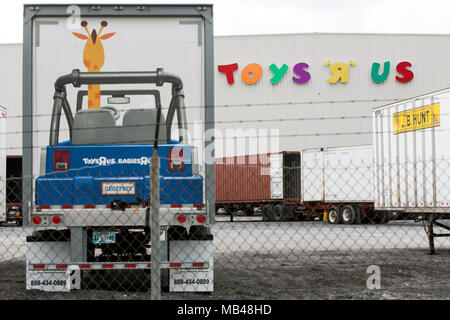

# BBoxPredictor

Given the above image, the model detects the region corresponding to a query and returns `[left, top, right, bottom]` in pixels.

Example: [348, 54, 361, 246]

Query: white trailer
[374, 87, 450, 253]
[0, 105, 6, 225]
[23, 4, 215, 293]
[300, 145, 389, 224]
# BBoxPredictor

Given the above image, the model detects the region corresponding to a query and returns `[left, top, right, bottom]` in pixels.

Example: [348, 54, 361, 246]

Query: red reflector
[168, 148, 184, 172]
[80, 264, 91, 269]
[56, 265, 67, 269]
[170, 263, 181, 268]
[177, 215, 186, 223]
[33, 265, 45, 269]
[53, 149, 70, 171]
[84, 205, 96, 209]
[197, 214, 206, 223]
[192, 263, 204, 268]
[102, 264, 114, 269]
[39, 205, 51, 210]
[52, 216, 61, 225]
[194, 204, 205, 208]
[125, 264, 136, 269]
[62, 205, 73, 209]
[32, 216, 41, 225]
[171, 204, 182, 208]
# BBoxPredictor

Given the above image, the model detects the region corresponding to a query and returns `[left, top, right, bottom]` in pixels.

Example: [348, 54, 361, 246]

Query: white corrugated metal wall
[214, 33, 450, 157]
[0, 44, 22, 156]
[2, 33, 450, 157]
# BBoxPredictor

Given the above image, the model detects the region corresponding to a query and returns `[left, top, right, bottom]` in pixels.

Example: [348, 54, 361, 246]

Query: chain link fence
[0, 143, 449, 299]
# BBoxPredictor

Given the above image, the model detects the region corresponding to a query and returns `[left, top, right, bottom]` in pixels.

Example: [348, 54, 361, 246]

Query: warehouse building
[2, 33, 450, 162]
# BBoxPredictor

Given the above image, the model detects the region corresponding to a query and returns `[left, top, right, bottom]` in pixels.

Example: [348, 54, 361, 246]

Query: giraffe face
[73, 20, 115, 72]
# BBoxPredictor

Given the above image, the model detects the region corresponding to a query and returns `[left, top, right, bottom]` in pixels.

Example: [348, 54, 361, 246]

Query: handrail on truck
[49, 68, 187, 146]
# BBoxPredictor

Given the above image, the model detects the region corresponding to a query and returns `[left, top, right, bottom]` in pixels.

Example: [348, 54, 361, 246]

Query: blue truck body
[36, 142, 203, 206]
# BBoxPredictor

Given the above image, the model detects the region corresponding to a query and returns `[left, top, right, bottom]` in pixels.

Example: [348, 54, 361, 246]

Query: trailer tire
[244, 205, 254, 216]
[168, 226, 189, 240]
[354, 206, 362, 224]
[262, 204, 275, 222]
[327, 206, 341, 224]
[341, 205, 356, 224]
[224, 206, 234, 216]
[380, 211, 390, 224]
[273, 204, 287, 222]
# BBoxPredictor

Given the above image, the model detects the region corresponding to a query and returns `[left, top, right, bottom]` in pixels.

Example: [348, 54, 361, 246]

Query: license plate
[92, 231, 116, 244]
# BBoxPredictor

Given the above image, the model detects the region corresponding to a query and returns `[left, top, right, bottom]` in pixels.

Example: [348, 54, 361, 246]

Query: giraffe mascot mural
[73, 20, 115, 109]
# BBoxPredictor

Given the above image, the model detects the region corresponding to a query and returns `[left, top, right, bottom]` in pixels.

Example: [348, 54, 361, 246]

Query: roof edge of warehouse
[23, 3, 213, 7]
[215, 31, 450, 38]
[374, 86, 450, 111]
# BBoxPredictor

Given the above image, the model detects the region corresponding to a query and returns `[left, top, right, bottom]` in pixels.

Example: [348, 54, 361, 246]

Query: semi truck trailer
[373, 87, 450, 254]
[215, 146, 389, 224]
[23, 4, 215, 292]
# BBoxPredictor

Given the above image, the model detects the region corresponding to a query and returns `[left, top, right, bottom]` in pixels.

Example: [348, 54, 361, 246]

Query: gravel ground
[0, 219, 449, 300]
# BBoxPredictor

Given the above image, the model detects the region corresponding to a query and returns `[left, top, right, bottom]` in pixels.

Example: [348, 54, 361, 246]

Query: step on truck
[22, 4, 215, 292]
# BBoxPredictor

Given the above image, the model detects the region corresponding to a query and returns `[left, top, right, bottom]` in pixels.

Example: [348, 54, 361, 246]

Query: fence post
[150, 147, 161, 300]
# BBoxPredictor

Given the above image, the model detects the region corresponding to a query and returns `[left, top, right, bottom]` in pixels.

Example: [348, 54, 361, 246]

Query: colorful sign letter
[396, 61, 414, 83]
[269, 63, 289, 84]
[292, 63, 311, 84]
[371, 61, 390, 84]
[326, 61, 354, 84]
[218, 63, 239, 84]
[241, 63, 263, 85]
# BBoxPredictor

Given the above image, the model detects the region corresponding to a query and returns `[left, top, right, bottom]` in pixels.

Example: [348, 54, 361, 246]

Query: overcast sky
[1, 0, 450, 43]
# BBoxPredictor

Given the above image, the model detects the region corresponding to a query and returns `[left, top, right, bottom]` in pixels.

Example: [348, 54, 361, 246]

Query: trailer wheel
[224, 206, 234, 216]
[341, 205, 356, 224]
[327, 206, 341, 224]
[379, 211, 390, 224]
[168, 226, 189, 240]
[262, 204, 275, 222]
[273, 204, 287, 222]
[244, 205, 254, 216]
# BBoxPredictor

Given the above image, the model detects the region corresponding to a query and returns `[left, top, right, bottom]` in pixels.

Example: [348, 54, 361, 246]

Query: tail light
[177, 215, 186, 223]
[169, 148, 184, 172]
[52, 216, 61, 225]
[32, 216, 41, 225]
[197, 214, 206, 223]
[54, 149, 70, 171]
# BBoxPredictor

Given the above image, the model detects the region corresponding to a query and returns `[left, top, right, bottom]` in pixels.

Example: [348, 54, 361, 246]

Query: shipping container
[373, 87, 450, 253]
[215, 152, 301, 216]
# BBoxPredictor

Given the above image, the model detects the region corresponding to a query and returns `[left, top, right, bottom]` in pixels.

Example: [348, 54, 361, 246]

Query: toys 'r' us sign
[217, 61, 414, 85]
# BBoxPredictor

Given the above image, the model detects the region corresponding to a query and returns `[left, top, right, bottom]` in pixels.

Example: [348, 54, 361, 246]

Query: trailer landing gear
[421, 214, 450, 255]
